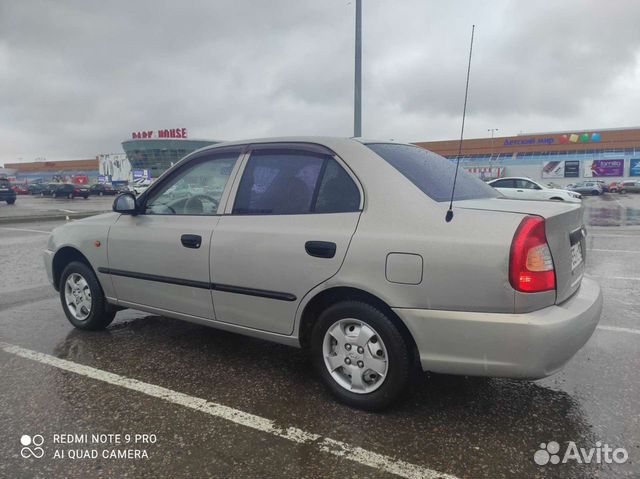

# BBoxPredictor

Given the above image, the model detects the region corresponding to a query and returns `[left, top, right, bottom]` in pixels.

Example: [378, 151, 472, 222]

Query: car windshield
[366, 143, 500, 202]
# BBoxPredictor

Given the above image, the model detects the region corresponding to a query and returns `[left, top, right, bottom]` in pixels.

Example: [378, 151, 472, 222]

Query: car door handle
[305, 241, 336, 259]
[181, 234, 202, 249]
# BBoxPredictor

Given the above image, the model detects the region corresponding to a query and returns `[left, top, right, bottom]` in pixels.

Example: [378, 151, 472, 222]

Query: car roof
[186, 136, 412, 155]
[489, 176, 535, 181]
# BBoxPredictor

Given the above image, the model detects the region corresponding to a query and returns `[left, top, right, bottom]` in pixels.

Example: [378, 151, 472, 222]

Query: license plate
[570, 242, 583, 270]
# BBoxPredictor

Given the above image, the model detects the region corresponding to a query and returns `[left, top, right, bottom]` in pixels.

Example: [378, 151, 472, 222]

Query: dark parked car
[27, 183, 45, 195]
[0, 177, 17, 204]
[89, 183, 118, 196]
[42, 183, 90, 199]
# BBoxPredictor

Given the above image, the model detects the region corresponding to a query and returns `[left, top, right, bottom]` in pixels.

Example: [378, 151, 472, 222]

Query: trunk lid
[455, 197, 586, 303]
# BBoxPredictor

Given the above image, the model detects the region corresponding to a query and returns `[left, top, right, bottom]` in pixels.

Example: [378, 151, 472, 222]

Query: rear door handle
[181, 234, 202, 249]
[305, 241, 336, 259]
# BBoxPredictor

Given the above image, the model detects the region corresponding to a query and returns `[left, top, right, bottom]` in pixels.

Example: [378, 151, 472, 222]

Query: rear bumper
[393, 278, 602, 379]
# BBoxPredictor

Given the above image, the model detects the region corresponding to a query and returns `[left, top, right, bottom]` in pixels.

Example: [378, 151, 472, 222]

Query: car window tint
[314, 159, 360, 213]
[145, 152, 239, 215]
[233, 150, 325, 215]
[492, 179, 514, 188]
[366, 143, 499, 202]
[515, 179, 535, 189]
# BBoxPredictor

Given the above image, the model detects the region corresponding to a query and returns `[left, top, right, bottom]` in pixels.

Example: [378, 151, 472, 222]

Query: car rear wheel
[59, 261, 115, 330]
[310, 301, 411, 411]
[591, 190, 600, 196]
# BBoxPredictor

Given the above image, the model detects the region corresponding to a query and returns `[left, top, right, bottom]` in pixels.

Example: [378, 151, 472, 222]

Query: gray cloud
[1, 0, 640, 163]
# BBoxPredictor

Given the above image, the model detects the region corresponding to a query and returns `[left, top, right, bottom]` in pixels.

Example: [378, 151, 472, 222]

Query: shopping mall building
[122, 128, 219, 179]
[416, 126, 640, 184]
[4, 126, 639, 186]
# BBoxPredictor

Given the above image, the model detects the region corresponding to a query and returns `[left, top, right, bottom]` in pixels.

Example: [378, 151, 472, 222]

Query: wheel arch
[52, 246, 94, 292]
[298, 286, 419, 364]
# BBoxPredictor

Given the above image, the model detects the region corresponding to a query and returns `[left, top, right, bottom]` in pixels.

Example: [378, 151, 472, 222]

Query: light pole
[354, 0, 362, 137]
[487, 128, 499, 159]
[487, 128, 498, 179]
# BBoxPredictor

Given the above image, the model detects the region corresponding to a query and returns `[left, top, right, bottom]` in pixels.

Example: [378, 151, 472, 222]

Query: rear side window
[366, 143, 499, 202]
[492, 179, 514, 188]
[233, 149, 360, 215]
[314, 159, 360, 213]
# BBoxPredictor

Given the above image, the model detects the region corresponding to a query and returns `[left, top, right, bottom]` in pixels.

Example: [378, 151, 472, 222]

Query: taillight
[509, 215, 556, 292]
[74, 189, 80, 193]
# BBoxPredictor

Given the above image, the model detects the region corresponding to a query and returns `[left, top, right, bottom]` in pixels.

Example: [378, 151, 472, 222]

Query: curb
[0, 211, 109, 225]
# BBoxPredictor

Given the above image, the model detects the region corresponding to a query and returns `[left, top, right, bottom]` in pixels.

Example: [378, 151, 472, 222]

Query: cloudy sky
[1, 0, 640, 163]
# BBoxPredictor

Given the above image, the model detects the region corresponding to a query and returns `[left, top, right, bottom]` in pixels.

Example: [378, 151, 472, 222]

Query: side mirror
[113, 193, 138, 215]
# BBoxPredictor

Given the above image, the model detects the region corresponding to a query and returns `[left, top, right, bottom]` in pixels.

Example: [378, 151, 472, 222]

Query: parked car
[27, 183, 45, 195]
[11, 184, 29, 195]
[595, 180, 610, 193]
[89, 183, 118, 196]
[609, 181, 621, 193]
[487, 177, 581, 202]
[0, 177, 17, 204]
[44, 138, 602, 410]
[42, 183, 90, 199]
[618, 180, 640, 193]
[567, 181, 603, 196]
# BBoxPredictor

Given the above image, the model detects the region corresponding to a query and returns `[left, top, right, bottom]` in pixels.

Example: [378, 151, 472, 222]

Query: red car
[11, 184, 29, 195]
[609, 181, 622, 193]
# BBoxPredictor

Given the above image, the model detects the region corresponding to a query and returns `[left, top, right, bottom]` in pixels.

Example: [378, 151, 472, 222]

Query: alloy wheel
[64, 273, 92, 321]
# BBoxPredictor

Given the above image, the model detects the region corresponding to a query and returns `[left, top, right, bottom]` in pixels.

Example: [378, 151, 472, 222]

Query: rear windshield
[0, 179, 11, 187]
[365, 143, 500, 202]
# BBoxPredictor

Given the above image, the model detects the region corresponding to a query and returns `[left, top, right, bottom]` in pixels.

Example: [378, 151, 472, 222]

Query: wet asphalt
[0, 194, 639, 479]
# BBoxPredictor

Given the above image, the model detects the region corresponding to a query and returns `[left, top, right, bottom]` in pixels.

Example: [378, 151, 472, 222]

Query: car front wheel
[60, 261, 115, 330]
[311, 301, 411, 411]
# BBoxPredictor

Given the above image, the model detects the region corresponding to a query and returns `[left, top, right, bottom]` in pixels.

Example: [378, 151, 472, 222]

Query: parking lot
[0, 194, 638, 478]
[0, 194, 114, 222]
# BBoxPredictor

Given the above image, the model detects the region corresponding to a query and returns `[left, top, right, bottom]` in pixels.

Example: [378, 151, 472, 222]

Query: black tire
[591, 190, 599, 196]
[6, 199, 15, 205]
[310, 301, 411, 411]
[59, 261, 115, 330]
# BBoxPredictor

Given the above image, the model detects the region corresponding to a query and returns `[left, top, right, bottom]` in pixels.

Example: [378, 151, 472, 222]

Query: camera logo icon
[20, 434, 45, 459]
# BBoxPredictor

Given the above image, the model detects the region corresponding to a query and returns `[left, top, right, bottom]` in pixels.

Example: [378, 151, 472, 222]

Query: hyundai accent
[44, 137, 602, 410]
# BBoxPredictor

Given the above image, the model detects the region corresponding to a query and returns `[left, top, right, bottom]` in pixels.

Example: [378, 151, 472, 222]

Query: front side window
[366, 143, 499, 202]
[145, 151, 239, 215]
[233, 149, 360, 215]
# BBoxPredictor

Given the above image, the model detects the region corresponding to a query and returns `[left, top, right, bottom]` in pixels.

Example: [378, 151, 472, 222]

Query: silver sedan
[44, 137, 602, 410]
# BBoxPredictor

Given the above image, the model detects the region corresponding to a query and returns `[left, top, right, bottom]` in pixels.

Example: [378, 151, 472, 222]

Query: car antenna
[446, 24, 475, 223]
